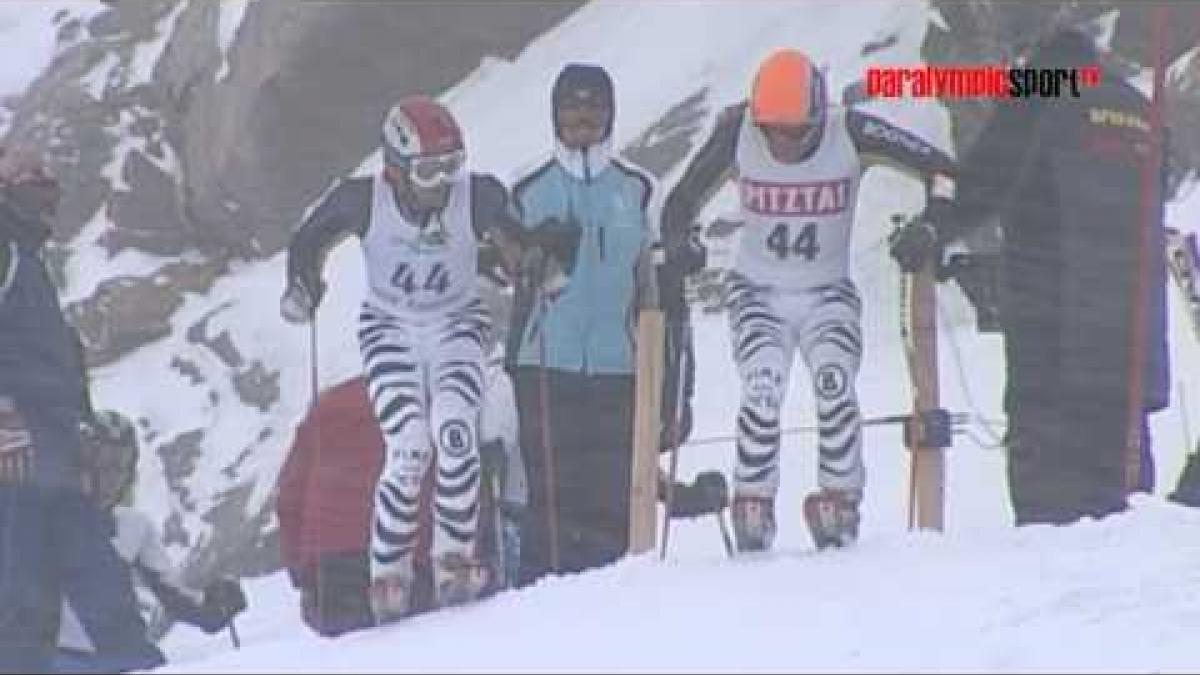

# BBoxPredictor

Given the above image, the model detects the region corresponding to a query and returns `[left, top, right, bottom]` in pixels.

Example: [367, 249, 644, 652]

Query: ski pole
[659, 319, 691, 560]
[228, 618, 241, 650]
[530, 253, 560, 574]
[715, 509, 734, 558]
[308, 310, 324, 627]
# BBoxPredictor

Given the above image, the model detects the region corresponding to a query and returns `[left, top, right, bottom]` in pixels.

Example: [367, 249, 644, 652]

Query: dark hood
[551, 63, 615, 143]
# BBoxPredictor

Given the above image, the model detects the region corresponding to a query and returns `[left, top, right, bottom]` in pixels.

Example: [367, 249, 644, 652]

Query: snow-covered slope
[159, 499, 1200, 673]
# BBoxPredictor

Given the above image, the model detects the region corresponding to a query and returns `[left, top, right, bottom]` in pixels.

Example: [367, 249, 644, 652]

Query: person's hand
[889, 187, 960, 274]
[518, 223, 573, 296]
[280, 279, 323, 324]
[528, 216, 581, 273]
[888, 216, 940, 274]
[477, 240, 512, 287]
[0, 396, 32, 485]
[201, 577, 248, 632]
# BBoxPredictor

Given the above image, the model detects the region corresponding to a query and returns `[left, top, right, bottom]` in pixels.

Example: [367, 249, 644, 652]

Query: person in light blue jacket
[507, 63, 660, 585]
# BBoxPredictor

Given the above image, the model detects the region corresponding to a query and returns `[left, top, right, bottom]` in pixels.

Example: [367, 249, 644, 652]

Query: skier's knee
[433, 417, 478, 465]
[741, 365, 784, 413]
[382, 418, 431, 464]
[380, 444, 431, 490]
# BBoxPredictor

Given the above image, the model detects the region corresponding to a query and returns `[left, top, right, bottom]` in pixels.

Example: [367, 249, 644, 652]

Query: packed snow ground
[4, 0, 1199, 671]
[158, 498, 1200, 673]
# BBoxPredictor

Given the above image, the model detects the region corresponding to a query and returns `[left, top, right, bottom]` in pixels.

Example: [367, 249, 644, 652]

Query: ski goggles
[405, 149, 465, 189]
[759, 121, 821, 148]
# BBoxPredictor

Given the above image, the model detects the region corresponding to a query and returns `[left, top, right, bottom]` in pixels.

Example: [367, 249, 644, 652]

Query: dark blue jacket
[0, 206, 85, 491]
[949, 36, 1170, 416]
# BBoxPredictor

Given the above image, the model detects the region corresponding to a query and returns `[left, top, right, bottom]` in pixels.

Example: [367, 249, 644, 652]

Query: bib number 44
[766, 222, 819, 261]
[391, 262, 450, 295]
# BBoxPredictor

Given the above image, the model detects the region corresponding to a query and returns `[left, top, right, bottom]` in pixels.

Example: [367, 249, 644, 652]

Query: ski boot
[730, 493, 776, 553]
[803, 488, 861, 550]
[433, 552, 492, 609]
[368, 572, 415, 625]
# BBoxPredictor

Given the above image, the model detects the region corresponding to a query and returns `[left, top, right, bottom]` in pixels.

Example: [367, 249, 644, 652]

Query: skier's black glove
[666, 230, 707, 278]
[659, 230, 706, 318]
[657, 267, 687, 319]
[888, 218, 939, 274]
[477, 239, 511, 287]
[280, 277, 325, 325]
[199, 577, 247, 633]
[888, 197, 958, 274]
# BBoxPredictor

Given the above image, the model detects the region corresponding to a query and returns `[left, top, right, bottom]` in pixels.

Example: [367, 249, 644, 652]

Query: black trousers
[513, 368, 634, 586]
[0, 485, 162, 674]
[1003, 312, 1134, 526]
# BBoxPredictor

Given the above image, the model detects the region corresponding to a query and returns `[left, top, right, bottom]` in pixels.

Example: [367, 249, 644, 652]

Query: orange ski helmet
[750, 49, 826, 129]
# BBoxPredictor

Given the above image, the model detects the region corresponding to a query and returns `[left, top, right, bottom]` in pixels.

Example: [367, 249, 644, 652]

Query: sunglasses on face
[406, 149, 465, 189]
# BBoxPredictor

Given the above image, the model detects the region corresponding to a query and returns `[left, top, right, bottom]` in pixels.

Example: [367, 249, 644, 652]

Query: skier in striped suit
[661, 49, 956, 551]
[280, 96, 540, 622]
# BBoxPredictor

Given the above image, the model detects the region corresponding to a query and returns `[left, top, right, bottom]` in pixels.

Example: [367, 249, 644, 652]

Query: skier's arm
[851, 108, 965, 273]
[660, 102, 743, 264]
[284, 177, 371, 307]
[470, 173, 526, 280]
[847, 108, 956, 200]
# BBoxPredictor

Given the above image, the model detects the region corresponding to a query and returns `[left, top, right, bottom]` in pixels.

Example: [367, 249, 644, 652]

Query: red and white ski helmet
[381, 96, 464, 167]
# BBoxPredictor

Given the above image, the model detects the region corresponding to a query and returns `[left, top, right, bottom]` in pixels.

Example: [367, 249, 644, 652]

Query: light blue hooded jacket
[509, 138, 659, 375]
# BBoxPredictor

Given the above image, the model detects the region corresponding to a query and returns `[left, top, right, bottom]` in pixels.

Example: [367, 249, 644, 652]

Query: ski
[659, 313, 692, 559]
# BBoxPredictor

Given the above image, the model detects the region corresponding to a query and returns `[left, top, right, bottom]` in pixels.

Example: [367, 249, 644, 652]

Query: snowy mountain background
[2, 0, 1199, 671]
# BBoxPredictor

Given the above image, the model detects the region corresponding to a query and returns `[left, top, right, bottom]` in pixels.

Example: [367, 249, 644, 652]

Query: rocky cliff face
[7, 0, 582, 367]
